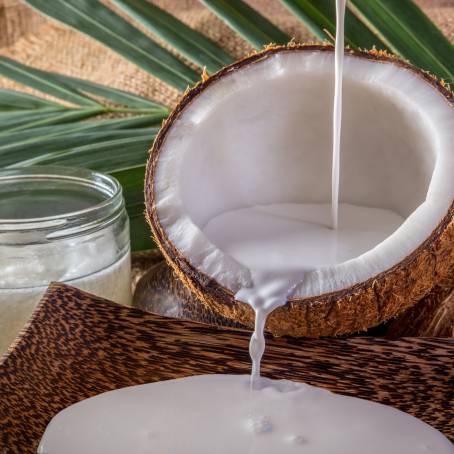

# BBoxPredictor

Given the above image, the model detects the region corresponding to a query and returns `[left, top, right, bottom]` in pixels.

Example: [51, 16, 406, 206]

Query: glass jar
[0, 166, 131, 354]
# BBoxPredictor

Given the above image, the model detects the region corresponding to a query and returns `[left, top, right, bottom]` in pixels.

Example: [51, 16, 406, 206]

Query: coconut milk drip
[204, 202, 404, 381]
[233, 0, 349, 382]
[38, 1, 453, 451]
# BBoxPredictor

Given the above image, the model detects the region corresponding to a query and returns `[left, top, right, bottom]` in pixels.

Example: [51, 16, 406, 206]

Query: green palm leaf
[202, 0, 290, 49]
[349, 0, 454, 81]
[0, 109, 60, 132]
[0, 57, 99, 106]
[24, 0, 200, 90]
[129, 213, 152, 251]
[112, 165, 146, 214]
[0, 114, 165, 148]
[53, 73, 168, 110]
[0, 129, 157, 167]
[0, 88, 59, 110]
[280, 0, 387, 49]
[0, 56, 168, 111]
[0, 108, 104, 133]
[112, 165, 149, 250]
[112, 0, 234, 73]
[13, 135, 154, 172]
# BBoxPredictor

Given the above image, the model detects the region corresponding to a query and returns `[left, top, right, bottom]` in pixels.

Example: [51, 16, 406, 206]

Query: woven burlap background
[0, 0, 453, 108]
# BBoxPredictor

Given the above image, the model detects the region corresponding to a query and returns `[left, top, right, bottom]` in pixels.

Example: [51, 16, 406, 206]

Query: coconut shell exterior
[145, 45, 454, 337]
[387, 270, 454, 337]
[131, 252, 454, 336]
[133, 260, 248, 329]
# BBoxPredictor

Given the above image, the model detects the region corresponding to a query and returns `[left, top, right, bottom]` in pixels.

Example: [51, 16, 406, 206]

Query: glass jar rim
[0, 166, 124, 238]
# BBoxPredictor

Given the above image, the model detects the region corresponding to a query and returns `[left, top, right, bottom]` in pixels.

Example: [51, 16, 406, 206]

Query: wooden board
[0, 283, 453, 453]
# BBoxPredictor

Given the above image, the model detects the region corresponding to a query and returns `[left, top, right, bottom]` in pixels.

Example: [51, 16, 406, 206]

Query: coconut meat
[153, 51, 454, 299]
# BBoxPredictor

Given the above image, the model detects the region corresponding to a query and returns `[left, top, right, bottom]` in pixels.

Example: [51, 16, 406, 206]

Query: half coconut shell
[145, 45, 454, 337]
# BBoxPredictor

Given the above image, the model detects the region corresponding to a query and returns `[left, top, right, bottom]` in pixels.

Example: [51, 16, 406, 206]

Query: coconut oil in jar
[0, 166, 131, 354]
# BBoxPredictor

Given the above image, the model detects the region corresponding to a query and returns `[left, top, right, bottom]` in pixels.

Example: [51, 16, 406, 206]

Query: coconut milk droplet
[236, 270, 303, 384]
[249, 315, 266, 386]
[246, 415, 273, 434]
[285, 434, 307, 445]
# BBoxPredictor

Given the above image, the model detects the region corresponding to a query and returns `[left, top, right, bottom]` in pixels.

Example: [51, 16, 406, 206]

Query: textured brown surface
[0, 283, 453, 453]
[133, 250, 454, 336]
[388, 283, 454, 337]
[0, 0, 44, 48]
[131, 249, 164, 292]
[145, 45, 454, 338]
[384, 249, 454, 337]
[133, 259, 247, 329]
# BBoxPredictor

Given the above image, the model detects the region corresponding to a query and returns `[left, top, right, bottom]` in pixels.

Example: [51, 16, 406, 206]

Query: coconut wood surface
[0, 284, 453, 453]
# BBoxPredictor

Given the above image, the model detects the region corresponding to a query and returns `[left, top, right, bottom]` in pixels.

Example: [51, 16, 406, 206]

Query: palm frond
[112, 165, 149, 251]
[0, 57, 99, 106]
[53, 73, 169, 110]
[0, 129, 157, 167]
[24, 0, 200, 90]
[112, 0, 235, 73]
[349, 0, 454, 81]
[0, 108, 105, 133]
[280, 0, 387, 49]
[202, 0, 290, 49]
[0, 114, 165, 148]
[11, 135, 154, 172]
[0, 88, 59, 110]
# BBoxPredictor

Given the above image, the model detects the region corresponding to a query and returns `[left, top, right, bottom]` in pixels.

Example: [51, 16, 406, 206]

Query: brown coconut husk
[133, 258, 247, 329]
[131, 250, 454, 337]
[130, 249, 164, 292]
[387, 271, 454, 337]
[145, 45, 454, 338]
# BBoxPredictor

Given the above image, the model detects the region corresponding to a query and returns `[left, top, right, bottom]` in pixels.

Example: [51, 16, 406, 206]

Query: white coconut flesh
[153, 50, 454, 304]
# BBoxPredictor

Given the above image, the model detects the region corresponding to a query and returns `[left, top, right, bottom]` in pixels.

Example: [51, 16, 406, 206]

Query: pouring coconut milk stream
[38, 1, 454, 452]
[239, 0, 348, 386]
